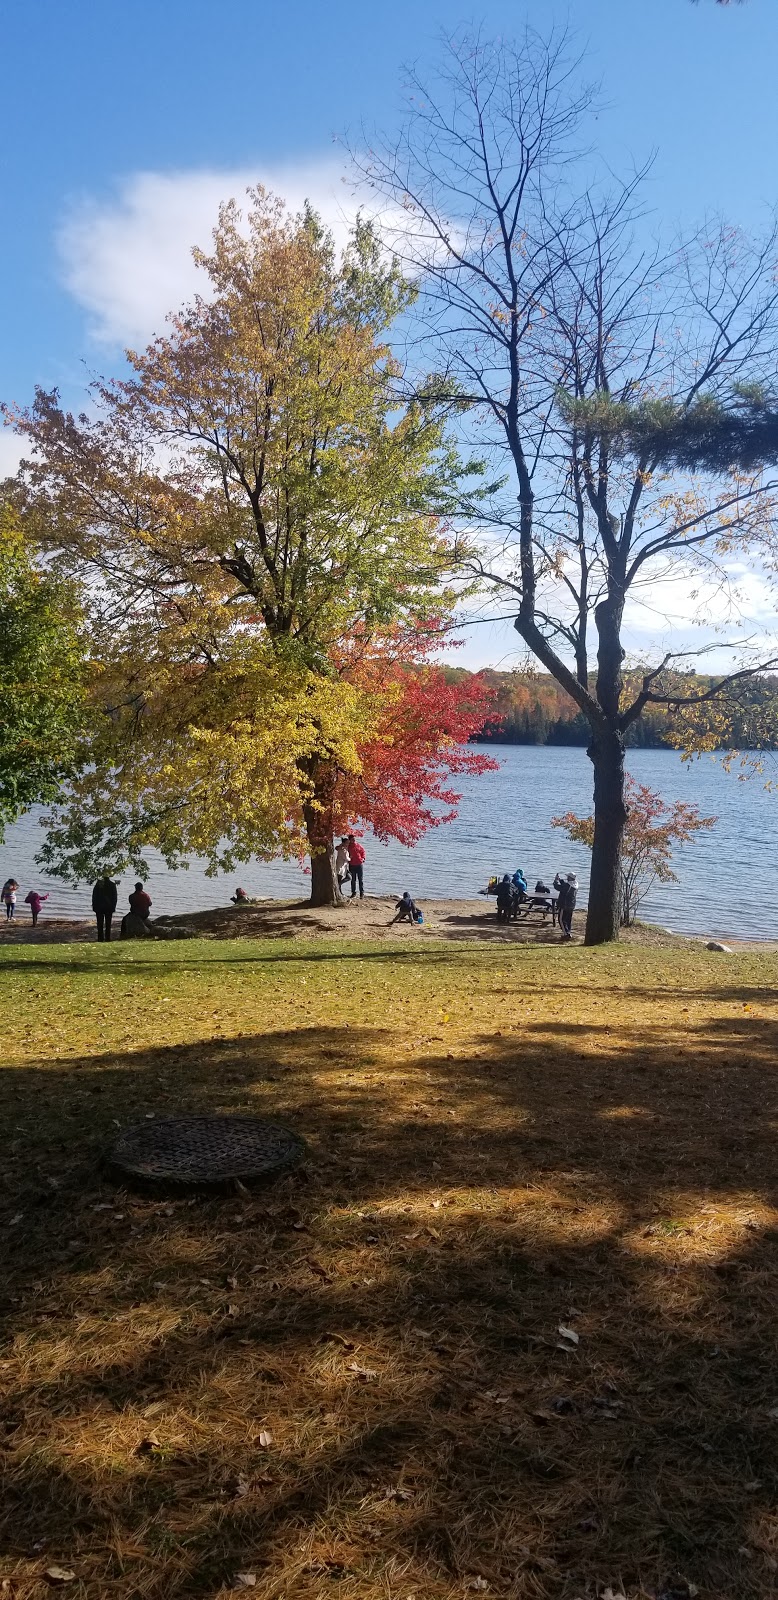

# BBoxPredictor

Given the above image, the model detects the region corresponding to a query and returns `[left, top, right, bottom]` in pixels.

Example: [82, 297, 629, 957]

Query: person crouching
[392, 891, 421, 925]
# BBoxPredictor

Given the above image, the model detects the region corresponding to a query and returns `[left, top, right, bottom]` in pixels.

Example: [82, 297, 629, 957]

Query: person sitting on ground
[24, 889, 49, 928]
[335, 837, 350, 886]
[496, 874, 516, 924]
[231, 886, 249, 903]
[392, 891, 421, 925]
[128, 881, 152, 920]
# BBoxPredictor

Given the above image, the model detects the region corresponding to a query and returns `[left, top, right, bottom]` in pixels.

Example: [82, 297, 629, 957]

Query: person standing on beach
[556, 872, 578, 940]
[1, 879, 18, 920]
[24, 889, 49, 928]
[92, 872, 118, 942]
[347, 835, 366, 899]
[335, 837, 350, 887]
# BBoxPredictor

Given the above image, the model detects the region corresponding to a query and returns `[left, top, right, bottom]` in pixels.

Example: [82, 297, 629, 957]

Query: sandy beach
[0, 895, 718, 947]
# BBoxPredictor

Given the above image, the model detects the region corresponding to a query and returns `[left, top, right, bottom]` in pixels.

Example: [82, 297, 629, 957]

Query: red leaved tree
[553, 778, 716, 927]
[305, 624, 499, 897]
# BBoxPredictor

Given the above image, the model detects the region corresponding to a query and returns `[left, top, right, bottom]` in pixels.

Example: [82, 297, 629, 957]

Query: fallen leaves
[346, 1362, 379, 1381]
[136, 1433, 163, 1455]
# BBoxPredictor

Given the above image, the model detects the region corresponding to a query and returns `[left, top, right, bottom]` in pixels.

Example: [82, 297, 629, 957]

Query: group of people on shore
[2, 879, 49, 926]
[495, 869, 579, 938]
[335, 834, 366, 898]
[0, 872, 152, 939]
[4, 843, 580, 940]
[91, 874, 152, 941]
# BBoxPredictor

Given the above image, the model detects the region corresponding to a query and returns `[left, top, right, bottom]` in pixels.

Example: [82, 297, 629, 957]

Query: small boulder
[120, 912, 153, 940]
[706, 940, 732, 953]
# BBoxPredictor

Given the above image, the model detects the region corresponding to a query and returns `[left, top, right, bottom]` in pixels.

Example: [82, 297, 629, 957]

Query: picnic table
[517, 890, 558, 922]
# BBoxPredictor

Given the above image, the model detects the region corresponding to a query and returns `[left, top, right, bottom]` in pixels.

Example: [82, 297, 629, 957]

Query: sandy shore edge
[0, 895, 770, 949]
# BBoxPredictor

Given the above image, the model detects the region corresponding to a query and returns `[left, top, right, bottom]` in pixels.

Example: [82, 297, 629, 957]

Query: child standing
[1, 879, 18, 921]
[24, 889, 49, 928]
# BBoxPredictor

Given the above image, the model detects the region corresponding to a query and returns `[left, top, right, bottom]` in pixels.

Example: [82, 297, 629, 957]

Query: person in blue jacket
[512, 868, 528, 905]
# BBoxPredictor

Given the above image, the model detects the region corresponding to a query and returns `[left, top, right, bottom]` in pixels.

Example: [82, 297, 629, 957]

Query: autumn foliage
[554, 777, 717, 927]
[333, 629, 497, 843]
[9, 191, 491, 900]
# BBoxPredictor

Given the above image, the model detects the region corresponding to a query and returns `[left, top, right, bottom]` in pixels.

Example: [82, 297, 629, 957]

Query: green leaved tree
[0, 502, 88, 838]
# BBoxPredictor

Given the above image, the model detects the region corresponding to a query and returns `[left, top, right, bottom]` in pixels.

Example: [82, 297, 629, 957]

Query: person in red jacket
[128, 881, 152, 920]
[347, 834, 366, 899]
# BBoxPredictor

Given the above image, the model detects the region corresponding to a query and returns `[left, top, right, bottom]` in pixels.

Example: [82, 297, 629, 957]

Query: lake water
[0, 747, 775, 940]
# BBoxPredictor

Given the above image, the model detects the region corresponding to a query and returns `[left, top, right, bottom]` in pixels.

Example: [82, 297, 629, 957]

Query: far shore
[0, 895, 766, 949]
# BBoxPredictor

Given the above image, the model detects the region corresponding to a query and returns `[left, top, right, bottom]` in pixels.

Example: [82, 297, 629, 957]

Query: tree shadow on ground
[2, 993, 778, 1597]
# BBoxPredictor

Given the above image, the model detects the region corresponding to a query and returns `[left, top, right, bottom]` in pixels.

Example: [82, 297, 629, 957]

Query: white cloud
[0, 429, 26, 479]
[57, 159, 357, 349]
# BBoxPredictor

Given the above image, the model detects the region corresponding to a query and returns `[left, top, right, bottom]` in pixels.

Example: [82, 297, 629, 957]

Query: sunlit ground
[1, 937, 778, 1599]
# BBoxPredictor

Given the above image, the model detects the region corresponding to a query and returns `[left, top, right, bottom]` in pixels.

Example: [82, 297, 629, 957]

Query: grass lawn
[1, 935, 778, 1600]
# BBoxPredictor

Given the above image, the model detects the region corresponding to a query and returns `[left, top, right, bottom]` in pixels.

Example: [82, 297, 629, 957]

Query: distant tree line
[443, 669, 778, 751]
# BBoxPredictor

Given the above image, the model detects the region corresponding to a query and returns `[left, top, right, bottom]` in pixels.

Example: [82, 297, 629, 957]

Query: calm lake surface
[1, 747, 775, 940]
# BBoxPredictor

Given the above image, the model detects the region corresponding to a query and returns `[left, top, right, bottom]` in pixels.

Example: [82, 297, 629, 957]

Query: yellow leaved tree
[10, 190, 483, 902]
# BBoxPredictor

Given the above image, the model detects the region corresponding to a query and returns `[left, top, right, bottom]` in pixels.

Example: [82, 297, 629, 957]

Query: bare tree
[359, 28, 778, 943]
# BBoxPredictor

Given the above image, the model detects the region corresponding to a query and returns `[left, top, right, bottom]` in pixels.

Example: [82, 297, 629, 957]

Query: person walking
[347, 834, 366, 899]
[24, 889, 49, 928]
[92, 872, 118, 942]
[1, 880, 18, 921]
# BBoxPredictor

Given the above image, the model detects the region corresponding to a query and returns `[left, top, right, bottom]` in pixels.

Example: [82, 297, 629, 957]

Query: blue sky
[2, 0, 777, 666]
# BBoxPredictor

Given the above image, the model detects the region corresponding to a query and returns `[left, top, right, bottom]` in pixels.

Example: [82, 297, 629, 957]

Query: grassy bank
[2, 937, 778, 1599]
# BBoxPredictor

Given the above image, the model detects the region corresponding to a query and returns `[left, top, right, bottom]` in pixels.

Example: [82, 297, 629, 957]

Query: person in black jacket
[496, 874, 516, 924]
[392, 891, 420, 924]
[554, 872, 578, 940]
[92, 873, 119, 942]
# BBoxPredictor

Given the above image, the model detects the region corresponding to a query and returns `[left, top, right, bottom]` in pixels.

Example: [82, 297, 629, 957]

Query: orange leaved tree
[553, 778, 716, 927]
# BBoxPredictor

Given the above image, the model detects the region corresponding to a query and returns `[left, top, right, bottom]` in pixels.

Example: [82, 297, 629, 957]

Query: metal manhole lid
[105, 1114, 306, 1192]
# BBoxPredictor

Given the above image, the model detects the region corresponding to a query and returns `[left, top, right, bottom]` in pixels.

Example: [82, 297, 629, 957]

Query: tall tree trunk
[302, 759, 344, 908]
[585, 727, 627, 945]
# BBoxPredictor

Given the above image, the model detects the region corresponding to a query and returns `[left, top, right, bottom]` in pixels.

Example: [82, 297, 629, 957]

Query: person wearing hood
[392, 891, 420, 925]
[496, 874, 516, 924]
[555, 872, 578, 939]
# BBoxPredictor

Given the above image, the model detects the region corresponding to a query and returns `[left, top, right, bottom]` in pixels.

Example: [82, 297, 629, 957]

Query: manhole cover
[105, 1115, 306, 1193]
